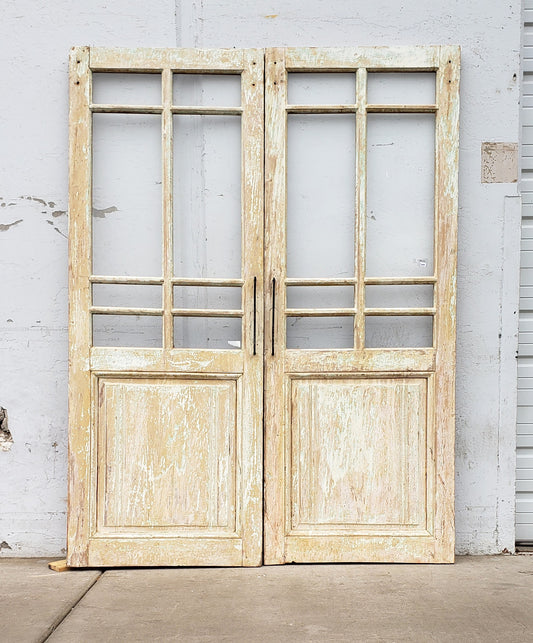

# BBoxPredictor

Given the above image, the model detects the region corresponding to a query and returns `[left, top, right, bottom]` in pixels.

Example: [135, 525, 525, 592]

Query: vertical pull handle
[271, 277, 276, 356]
[253, 276, 257, 356]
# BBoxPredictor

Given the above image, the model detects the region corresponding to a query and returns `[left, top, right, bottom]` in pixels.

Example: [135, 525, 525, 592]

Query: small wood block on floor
[48, 559, 70, 572]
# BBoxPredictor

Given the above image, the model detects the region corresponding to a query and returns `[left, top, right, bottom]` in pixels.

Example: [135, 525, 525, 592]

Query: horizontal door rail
[90, 276, 164, 285]
[91, 104, 163, 114]
[285, 278, 357, 286]
[286, 104, 357, 114]
[90, 306, 163, 316]
[171, 308, 243, 317]
[365, 307, 436, 316]
[366, 104, 437, 113]
[364, 276, 436, 285]
[171, 106, 242, 115]
[172, 278, 244, 286]
[285, 308, 356, 317]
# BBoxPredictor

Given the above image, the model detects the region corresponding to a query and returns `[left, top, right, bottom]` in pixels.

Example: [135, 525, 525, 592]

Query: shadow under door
[67, 46, 459, 567]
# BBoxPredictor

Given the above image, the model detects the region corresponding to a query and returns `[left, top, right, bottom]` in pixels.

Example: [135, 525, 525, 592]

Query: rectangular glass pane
[173, 74, 241, 107]
[92, 284, 162, 308]
[92, 73, 162, 105]
[93, 315, 162, 347]
[366, 114, 435, 278]
[365, 316, 433, 348]
[365, 285, 433, 308]
[286, 316, 354, 349]
[173, 115, 241, 278]
[173, 286, 241, 309]
[92, 114, 161, 276]
[287, 114, 355, 278]
[288, 73, 356, 104]
[173, 317, 241, 349]
[286, 286, 354, 309]
[367, 72, 436, 105]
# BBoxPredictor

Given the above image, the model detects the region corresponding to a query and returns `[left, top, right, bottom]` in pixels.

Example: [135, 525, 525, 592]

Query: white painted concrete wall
[0, 0, 521, 555]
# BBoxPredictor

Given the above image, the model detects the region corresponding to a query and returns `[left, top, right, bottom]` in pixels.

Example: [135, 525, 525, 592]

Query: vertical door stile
[240, 49, 265, 566]
[67, 46, 92, 567]
[355, 68, 367, 351]
[433, 45, 460, 561]
[162, 68, 174, 351]
[264, 47, 287, 564]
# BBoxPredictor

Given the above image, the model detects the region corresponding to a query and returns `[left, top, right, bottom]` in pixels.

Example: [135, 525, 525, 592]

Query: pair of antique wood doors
[67, 46, 459, 566]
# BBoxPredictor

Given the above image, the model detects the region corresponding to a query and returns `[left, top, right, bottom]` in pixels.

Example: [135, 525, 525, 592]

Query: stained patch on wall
[481, 142, 518, 183]
[0, 407, 14, 452]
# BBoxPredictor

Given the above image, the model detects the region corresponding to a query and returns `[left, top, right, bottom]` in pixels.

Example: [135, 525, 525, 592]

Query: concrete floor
[1, 556, 533, 642]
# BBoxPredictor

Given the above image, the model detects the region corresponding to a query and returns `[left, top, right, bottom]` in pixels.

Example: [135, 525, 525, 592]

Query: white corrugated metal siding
[518, 2, 533, 542]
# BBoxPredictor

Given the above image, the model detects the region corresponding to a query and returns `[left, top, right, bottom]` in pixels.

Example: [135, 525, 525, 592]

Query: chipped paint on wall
[481, 142, 519, 183]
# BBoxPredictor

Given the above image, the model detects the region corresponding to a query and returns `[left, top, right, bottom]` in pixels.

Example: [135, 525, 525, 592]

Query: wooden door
[264, 47, 459, 563]
[68, 48, 264, 566]
[69, 46, 458, 567]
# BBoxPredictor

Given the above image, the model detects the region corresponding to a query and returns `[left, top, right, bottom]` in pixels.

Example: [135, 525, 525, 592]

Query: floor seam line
[40, 570, 104, 642]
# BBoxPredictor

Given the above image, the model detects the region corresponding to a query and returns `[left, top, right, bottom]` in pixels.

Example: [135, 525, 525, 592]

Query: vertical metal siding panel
[518, 3, 533, 541]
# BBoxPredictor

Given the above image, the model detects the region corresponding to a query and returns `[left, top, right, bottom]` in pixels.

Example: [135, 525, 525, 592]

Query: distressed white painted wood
[264, 46, 459, 564]
[70, 45, 458, 567]
[68, 47, 264, 567]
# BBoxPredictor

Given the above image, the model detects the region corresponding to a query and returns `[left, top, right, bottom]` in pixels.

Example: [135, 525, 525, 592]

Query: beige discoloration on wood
[67, 47, 92, 567]
[291, 378, 428, 531]
[264, 46, 459, 565]
[68, 47, 264, 567]
[96, 377, 237, 532]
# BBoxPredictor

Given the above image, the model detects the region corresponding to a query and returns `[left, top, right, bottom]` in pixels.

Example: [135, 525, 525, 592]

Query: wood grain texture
[67, 47, 92, 567]
[263, 46, 458, 565]
[68, 47, 264, 567]
[96, 377, 237, 532]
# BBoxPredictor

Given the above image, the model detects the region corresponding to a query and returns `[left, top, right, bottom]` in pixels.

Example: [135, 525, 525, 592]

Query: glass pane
[288, 73, 356, 104]
[365, 285, 433, 308]
[173, 286, 241, 309]
[92, 284, 162, 308]
[365, 316, 433, 348]
[286, 316, 354, 349]
[92, 114, 161, 276]
[93, 315, 162, 347]
[367, 72, 436, 105]
[173, 74, 241, 107]
[287, 114, 355, 278]
[286, 286, 354, 309]
[173, 115, 241, 278]
[366, 114, 435, 278]
[92, 73, 162, 105]
[173, 317, 241, 349]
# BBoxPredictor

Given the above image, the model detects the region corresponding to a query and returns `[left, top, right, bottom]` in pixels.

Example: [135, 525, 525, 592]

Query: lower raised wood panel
[266, 375, 442, 562]
[96, 377, 238, 534]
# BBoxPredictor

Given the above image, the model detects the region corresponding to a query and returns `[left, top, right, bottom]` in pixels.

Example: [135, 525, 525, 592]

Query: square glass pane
[365, 316, 433, 348]
[92, 73, 161, 105]
[173, 286, 241, 310]
[287, 114, 355, 278]
[287, 286, 354, 309]
[367, 72, 436, 105]
[93, 315, 162, 347]
[173, 115, 241, 278]
[288, 73, 356, 104]
[366, 114, 435, 278]
[173, 74, 241, 107]
[92, 113, 161, 277]
[286, 316, 354, 349]
[365, 285, 433, 308]
[173, 317, 241, 349]
[92, 284, 162, 308]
